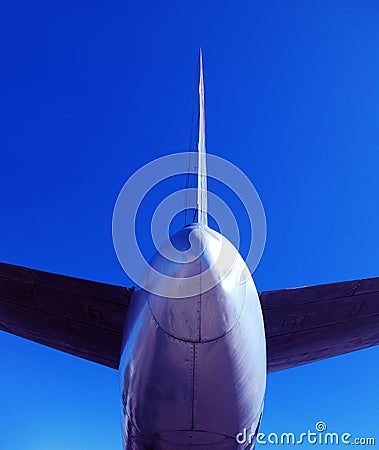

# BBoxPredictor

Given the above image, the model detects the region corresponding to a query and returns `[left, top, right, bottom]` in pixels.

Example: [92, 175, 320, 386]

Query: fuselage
[119, 224, 266, 449]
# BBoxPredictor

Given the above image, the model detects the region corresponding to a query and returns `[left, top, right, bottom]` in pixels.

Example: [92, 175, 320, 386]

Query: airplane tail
[196, 49, 208, 225]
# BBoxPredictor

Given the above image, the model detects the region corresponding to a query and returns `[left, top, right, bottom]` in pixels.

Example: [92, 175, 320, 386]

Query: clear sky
[1, 1, 378, 449]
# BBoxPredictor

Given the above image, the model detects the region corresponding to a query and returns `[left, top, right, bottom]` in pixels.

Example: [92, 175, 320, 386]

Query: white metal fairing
[119, 224, 266, 449]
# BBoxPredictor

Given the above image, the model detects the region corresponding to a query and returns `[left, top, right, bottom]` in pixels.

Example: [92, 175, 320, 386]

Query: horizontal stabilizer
[0, 262, 378, 372]
[262, 278, 379, 372]
[0, 262, 132, 368]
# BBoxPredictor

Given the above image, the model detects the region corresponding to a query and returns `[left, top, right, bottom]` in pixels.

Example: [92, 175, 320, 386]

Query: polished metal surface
[119, 224, 266, 449]
[2, 260, 378, 374]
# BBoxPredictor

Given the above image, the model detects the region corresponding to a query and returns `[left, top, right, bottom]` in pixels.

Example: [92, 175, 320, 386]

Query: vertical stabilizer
[197, 49, 208, 225]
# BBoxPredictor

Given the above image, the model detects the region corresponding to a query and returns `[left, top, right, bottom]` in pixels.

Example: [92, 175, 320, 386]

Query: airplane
[1, 52, 378, 449]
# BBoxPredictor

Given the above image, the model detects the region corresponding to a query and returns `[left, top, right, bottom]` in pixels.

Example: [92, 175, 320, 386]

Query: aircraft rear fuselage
[119, 224, 266, 449]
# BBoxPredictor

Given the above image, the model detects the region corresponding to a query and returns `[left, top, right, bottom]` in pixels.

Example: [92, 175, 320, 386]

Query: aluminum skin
[119, 224, 266, 449]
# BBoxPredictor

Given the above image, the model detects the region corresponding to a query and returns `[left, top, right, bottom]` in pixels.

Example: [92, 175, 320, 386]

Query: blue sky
[1, 1, 378, 448]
